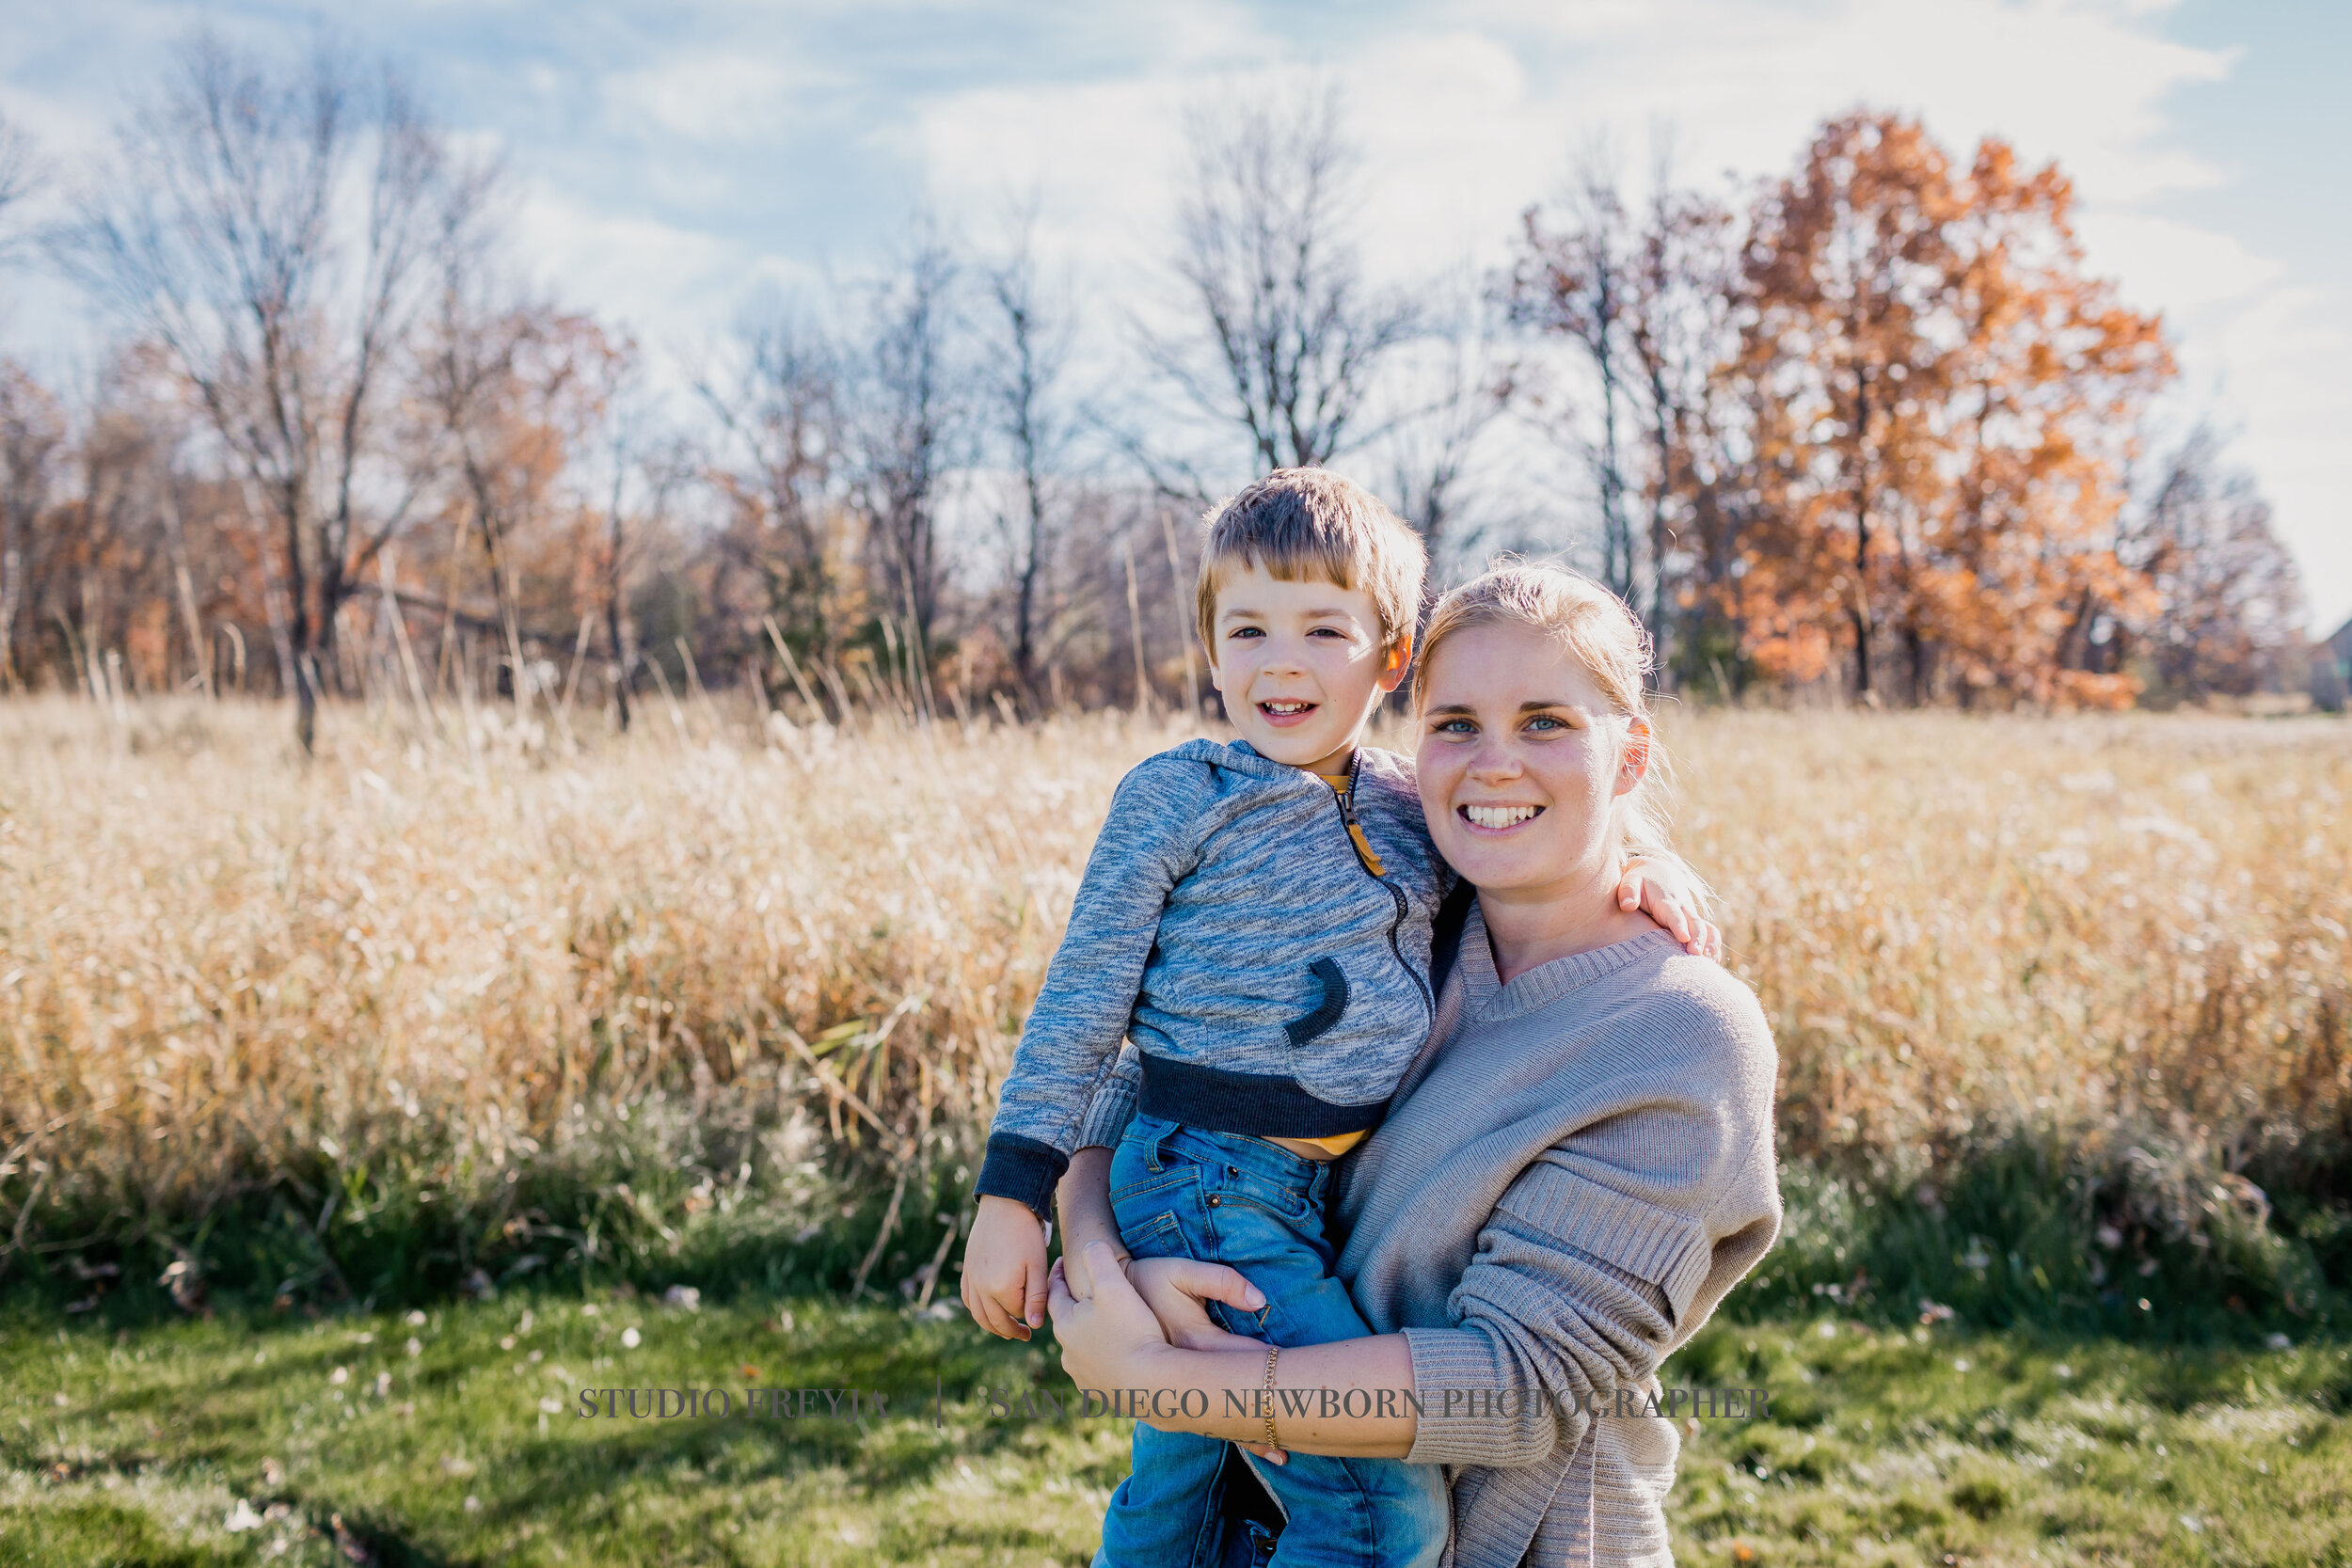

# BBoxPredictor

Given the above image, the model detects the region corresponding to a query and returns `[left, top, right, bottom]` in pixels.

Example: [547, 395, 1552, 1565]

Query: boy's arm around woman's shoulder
[975, 755, 1210, 1220]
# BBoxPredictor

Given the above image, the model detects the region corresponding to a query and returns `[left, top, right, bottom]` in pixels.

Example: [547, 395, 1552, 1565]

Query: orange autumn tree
[1931, 139, 2170, 706]
[1736, 111, 2171, 705]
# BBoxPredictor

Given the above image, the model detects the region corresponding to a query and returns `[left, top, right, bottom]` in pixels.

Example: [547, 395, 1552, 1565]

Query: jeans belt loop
[1146, 1119, 1175, 1174]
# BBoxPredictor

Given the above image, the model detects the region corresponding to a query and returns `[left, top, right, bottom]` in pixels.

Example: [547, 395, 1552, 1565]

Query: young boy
[963, 469, 1708, 1568]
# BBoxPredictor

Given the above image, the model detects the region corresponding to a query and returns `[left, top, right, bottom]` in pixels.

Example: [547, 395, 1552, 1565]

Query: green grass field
[3, 1293, 2342, 1567]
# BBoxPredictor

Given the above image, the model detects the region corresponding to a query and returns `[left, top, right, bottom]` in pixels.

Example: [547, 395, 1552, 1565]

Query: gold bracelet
[1263, 1344, 1280, 1449]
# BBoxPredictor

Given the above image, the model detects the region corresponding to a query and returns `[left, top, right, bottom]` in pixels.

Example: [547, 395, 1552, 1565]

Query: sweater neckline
[1458, 899, 1682, 1022]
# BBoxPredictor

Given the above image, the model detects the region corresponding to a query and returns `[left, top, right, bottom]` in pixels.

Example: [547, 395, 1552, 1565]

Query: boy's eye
[1228, 626, 1263, 640]
[1309, 626, 1346, 639]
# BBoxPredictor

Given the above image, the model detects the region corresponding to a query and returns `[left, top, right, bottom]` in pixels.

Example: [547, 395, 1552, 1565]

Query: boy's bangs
[1216, 538, 1359, 594]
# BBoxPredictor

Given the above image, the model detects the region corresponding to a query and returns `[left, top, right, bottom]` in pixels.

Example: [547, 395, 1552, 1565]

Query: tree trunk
[1849, 367, 1874, 700]
[607, 468, 632, 733]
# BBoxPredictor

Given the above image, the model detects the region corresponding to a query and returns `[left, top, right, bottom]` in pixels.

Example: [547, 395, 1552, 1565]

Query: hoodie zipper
[1332, 753, 1435, 1033]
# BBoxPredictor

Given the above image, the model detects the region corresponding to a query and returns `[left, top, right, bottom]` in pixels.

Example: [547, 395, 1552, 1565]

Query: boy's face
[1206, 562, 1408, 776]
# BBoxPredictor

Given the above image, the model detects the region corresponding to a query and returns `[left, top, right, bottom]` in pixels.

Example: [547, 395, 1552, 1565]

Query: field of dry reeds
[2, 696, 2347, 1330]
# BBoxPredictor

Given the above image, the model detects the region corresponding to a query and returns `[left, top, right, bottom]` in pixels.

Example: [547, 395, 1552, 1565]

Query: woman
[1047, 563, 1782, 1567]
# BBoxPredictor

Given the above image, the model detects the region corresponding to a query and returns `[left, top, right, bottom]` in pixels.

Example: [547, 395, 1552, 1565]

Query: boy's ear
[1376, 633, 1412, 694]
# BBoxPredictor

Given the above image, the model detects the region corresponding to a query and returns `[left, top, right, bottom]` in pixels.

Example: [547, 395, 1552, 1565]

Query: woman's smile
[1458, 803, 1545, 832]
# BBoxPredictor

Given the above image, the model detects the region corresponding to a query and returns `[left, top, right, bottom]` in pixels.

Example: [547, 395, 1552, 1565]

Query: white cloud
[602, 53, 836, 146]
[506, 184, 751, 343]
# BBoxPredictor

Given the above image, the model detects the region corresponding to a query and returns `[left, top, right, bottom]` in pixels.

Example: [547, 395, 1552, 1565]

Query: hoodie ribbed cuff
[975, 1133, 1070, 1225]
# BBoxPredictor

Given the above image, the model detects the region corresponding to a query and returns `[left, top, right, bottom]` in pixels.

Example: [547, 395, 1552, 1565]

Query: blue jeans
[1094, 1115, 1449, 1568]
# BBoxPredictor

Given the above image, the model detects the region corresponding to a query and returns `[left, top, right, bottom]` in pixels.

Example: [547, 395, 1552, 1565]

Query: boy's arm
[965, 764, 1196, 1340]
[976, 760, 1198, 1217]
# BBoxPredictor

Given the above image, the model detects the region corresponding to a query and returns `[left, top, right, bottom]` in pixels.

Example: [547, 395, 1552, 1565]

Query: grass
[2, 1291, 2345, 1567]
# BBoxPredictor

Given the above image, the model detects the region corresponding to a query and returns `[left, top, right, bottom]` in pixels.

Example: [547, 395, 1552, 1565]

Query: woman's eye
[1433, 719, 1475, 736]
[1524, 715, 1565, 733]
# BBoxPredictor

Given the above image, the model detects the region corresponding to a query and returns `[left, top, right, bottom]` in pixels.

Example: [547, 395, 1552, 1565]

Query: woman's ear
[1376, 632, 1413, 694]
[1618, 718, 1653, 796]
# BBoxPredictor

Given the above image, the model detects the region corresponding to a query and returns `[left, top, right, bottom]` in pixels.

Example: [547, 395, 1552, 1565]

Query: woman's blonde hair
[1413, 561, 1704, 898]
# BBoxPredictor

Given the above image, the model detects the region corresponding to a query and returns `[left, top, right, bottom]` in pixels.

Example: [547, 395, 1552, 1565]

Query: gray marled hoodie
[976, 736, 1450, 1220]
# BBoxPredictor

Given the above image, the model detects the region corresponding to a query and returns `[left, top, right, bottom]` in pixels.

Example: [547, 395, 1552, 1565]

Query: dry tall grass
[2, 697, 2347, 1306]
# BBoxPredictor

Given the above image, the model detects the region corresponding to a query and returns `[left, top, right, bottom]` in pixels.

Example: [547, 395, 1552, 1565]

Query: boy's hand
[962, 1196, 1051, 1340]
[1618, 856, 1723, 959]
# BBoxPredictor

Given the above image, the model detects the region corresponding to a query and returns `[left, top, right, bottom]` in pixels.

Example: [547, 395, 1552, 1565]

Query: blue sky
[3, 0, 2345, 630]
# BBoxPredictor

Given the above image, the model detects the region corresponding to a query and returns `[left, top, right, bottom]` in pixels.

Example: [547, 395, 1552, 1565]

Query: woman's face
[1414, 620, 1645, 901]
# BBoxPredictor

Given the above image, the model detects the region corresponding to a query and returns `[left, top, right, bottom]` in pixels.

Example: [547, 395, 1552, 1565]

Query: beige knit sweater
[1332, 908, 1782, 1568]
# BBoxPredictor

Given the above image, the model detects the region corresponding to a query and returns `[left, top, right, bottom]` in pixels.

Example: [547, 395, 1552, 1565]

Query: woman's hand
[1123, 1256, 1268, 1353]
[1617, 856, 1723, 958]
[1045, 1242, 1179, 1390]
[1048, 1243, 1289, 1463]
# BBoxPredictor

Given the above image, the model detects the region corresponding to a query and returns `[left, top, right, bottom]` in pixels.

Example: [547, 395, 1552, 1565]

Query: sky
[2, 0, 2345, 631]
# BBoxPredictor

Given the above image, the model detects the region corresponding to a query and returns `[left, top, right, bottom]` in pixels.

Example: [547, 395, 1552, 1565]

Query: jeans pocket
[1119, 1208, 1193, 1264]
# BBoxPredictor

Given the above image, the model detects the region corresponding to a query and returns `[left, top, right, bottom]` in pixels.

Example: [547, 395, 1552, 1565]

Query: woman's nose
[1468, 737, 1520, 778]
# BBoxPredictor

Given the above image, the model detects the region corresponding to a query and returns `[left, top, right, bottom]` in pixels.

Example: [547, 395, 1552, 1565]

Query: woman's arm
[1049, 1241, 1422, 1459]
[1049, 1124, 1764, 1470]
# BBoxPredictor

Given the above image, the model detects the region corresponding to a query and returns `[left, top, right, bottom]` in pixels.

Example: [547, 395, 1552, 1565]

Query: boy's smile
[1207, 562, 1409, 777]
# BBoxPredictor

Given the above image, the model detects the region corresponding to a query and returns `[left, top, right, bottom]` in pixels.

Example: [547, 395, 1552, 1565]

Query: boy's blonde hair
[1413, 561, 1704, 895]
[1194, 468, 1427, 657]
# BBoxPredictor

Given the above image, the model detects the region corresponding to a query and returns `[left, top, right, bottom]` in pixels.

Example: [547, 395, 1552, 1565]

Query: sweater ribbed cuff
[1074, 1075, 1139, 1151]
[975, 1132, 1069, 1224]
[1401, 1324, 1573, 1469]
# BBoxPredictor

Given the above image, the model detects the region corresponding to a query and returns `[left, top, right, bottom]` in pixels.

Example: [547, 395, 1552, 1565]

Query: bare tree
[1141, 87, 1420, 491]
[55, 32, 468, 750]
[604, 434, 692, 730]
[2122, 423, 2307, 702]
[986, 217, 1074, 704]
[0, 109, 41, 268]
[1383, 273, 1507, 557]
[1511, 153, 1640, 601]
[700, 307, 846, 665]
[849, 235, 963, 672]
[1623, 168, 1744, 681]
[416, 165, 595, 716]
[0, 362, 64, 689]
